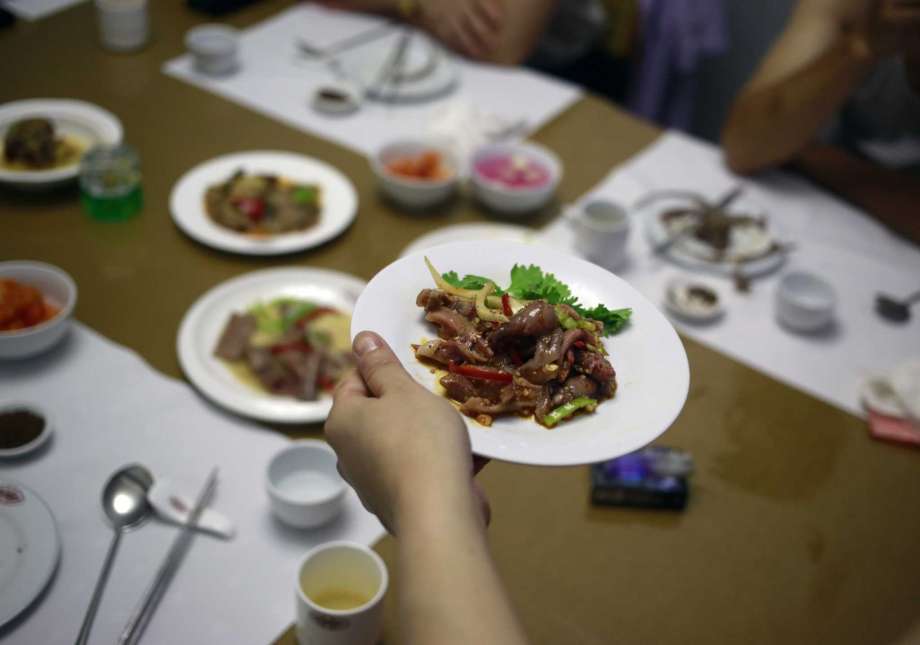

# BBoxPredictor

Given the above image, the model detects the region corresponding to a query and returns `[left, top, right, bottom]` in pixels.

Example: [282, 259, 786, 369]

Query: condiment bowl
[775, 271, 836, 332]
[266, 440, 347, 529]
[470, 142, 561, 216]
[372, 139, 458, 210]
[186, 24, 240, 77]
[0, 261, 77, 360]
[0, 402, 53, 458]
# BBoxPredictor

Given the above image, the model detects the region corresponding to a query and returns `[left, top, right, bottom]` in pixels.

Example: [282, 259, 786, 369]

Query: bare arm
[791, 143, 920, 244]
[326, 332, 529, 645]
[319, 0, 556, 63]
[721, 0, 875, 174]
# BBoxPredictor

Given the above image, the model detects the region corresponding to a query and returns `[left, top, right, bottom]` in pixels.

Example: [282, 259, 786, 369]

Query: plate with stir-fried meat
[351, 240, 689, 466]
[178, 267, 365, 423]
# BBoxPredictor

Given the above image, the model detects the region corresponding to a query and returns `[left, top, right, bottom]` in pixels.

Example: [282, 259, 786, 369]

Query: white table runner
[163, 5, 582, 158]
[544, 131, 920, 417]
[0, 323, 383, 644]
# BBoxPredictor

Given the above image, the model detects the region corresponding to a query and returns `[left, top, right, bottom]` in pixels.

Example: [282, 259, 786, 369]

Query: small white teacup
[566, 199, 631, 270]
[295, 541, 388, 645]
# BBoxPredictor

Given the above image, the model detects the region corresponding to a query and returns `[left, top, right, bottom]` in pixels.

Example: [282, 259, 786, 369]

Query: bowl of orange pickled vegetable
[0, 261, 77, 359]
[372, 139, 458, 209]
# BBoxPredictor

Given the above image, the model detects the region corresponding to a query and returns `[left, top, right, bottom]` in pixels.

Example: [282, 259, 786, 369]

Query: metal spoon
[876, 290, 920, 323]
[75, 464, 154, 645]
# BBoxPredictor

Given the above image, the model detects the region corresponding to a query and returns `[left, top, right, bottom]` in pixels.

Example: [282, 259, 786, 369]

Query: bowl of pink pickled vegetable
[470, 142, 561, 215]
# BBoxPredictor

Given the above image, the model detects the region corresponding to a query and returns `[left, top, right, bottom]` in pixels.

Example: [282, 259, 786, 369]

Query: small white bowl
[775, 271, 836, 332]
[0, 261, 77, 360]
[186, 24, 240, 77]
[0, 402, 53, 458]
[372, 140, 458, 210]
[664, 279, 723, 324]
[470, 142, 561, 216]
[266, 440, 347, 529]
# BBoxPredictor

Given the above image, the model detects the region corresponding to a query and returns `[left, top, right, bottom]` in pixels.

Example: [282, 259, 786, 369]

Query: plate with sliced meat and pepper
[170, 151, 357, 255]
[351, 240, 690, 466]
[178, 267, 365, 423]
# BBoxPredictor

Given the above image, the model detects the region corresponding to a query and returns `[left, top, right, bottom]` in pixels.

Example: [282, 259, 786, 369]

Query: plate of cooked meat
[177, 267, 365, 423]
[170, 151, 358, 255]
[0, 99, 122, 188]
[351, 240, 690, 466]
[638, 188, 786, 277]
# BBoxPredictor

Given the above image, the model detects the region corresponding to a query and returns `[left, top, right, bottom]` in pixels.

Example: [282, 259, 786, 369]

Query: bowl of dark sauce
[0, 403, 52, 458]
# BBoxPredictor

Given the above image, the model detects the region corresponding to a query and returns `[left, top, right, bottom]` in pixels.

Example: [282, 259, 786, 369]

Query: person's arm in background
[722, 0, 920, 174]
[325, 331, 530, 645]
[318, 0, 556, 63]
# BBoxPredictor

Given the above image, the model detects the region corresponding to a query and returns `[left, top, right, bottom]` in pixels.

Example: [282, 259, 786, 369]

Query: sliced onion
[476, 283, 508, 323]
[424, 257, 480, 299]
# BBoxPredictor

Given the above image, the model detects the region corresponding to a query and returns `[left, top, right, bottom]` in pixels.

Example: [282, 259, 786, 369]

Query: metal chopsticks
[117, 468, 219, 645]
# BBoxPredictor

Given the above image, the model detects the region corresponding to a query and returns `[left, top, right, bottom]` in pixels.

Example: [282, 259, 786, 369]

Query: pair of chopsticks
[296, 22, 394, 60]
[371, 28, 413, 104]
[117, 468, 219, 645]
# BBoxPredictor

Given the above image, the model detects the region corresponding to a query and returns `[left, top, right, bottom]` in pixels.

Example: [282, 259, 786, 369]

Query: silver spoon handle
[74, 529, 122, 645]
[905, 290, 920, 305]
[117, 468, 218, 645]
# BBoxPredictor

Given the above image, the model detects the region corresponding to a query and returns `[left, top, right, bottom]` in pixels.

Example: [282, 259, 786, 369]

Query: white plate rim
[0, 99, 123, 184]
[169, 151, 358, 256]
[638, 195, 786, 278]
[177, 267, 366, 423]
[352, 240, 690, 466]
[0, 480, 60, 628]
[399, 222, 539, 258]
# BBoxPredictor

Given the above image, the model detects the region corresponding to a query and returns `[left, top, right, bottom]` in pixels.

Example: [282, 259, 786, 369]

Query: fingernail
[353, 331, 381, 357]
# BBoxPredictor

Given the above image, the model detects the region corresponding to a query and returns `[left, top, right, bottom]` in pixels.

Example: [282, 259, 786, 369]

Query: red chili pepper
[573, 340, 586, 349]
[270, 340, 312, 355]
[232, 197, 266, 222]
[501, 293, 513, 317]
[448, 361, 513, 383]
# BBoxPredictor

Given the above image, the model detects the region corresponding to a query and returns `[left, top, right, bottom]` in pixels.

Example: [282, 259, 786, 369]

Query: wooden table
[2, 3, 919, 644]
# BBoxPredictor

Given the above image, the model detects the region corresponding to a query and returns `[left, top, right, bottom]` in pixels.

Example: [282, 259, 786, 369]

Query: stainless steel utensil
[372, 29, 412, 102]
[876, 290, 920, 323]
[117, 468, 218, 645]
[75, 464, 154, 645]
[295, 23, 393, 59]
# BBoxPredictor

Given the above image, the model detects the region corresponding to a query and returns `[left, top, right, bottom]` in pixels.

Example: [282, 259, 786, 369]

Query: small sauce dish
[311, 83, 362, 116]
[0, 402, 53, 458]
[664, 279, 723, 324]
[186, 24, 240, 77]
[266, 440, 347, 529]
[775, 271, 837, 333]
[470, 142, 561, 216]
[372, 139, 458, 210]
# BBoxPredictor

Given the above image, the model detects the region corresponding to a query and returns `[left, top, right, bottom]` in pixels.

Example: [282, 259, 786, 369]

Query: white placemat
[163, 5, 582, 157]
[1, 0, 85, 20]
[544, 131, 920, 417]
[0, 323, 384, 644]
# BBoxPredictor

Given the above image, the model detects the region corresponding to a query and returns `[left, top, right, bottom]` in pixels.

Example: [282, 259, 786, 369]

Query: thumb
[353, 331, 413, 397]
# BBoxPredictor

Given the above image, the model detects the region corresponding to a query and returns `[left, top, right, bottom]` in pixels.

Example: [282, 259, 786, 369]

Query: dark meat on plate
[4, 118, 56, 167]
[214, 313, 257, 360]
[414, 286, 618, 428]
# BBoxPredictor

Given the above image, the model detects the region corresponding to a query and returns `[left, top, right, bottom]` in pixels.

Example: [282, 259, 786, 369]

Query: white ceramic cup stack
[295, 542, 388, 645]
[95, 0, 149, 52]
[185, 24, 240, 77]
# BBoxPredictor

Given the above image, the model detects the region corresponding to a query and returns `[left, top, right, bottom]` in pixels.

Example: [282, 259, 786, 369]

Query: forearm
[397, 490, 529, 645]
[723, 34, 875, 175]
[791, 143, 920, 245]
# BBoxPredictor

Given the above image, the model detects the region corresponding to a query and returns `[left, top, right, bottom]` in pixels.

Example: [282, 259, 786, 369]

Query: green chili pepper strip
[543, 397, 598, 428]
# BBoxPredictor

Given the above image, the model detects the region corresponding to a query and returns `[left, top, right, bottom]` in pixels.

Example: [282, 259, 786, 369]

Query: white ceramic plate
[352, 240, 690, 466]
[170, 151, 358, 255]
[400, 222, 539, 257]
[177, 267, 366, 423]
[638, 194, 785, 278]
[339, 31, 458, 103]
[0, 480, 60, 628]
[0, 99, 123, 187]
